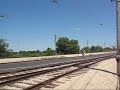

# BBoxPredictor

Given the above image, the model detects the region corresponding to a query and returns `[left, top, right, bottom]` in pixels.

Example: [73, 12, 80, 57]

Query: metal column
[54, 35, 57, 55]
[116, 0, 120, 89]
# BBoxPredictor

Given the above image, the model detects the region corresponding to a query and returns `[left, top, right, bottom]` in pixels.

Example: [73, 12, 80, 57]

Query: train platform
[54, 58, 118, 90]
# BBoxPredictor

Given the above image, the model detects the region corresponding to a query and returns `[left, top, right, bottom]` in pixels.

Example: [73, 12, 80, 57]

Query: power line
[7, 40, 53, 43]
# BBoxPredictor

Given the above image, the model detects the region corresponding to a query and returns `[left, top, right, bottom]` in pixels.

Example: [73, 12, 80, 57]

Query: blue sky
[0, 0, 116, 51]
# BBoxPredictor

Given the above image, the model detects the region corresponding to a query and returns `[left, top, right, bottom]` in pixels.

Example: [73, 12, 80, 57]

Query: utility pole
[86, 40, 90, 53]
[110, 44, 112, 48]
[54, 35, 57, 55]
[114, 42, 117, 50]
[87, 40, 88, 47]
[114, 42, 116, 48]
[104, 42, 106, 52]
[18, 41, 20, 55]
[113, 0, 120, 89]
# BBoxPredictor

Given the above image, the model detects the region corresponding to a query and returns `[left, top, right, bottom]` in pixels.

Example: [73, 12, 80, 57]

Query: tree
[81, 45, 104, 53]
[105, 47, 112, 52]
[90, 46, 96, 53]
[18, 50, 42, 57]
[56, 37, 80, 54]
[112, 46, 116, 51]
[0, 39, 9, 58]
[90, 45, 104, 52]
[42, 48, 55, 56]
[69, 39, 80, 54]
[95, 46, 104, 52]
[81, 47, 90, 53]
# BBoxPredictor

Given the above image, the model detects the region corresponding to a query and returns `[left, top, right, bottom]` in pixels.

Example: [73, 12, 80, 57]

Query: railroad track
[0, 54, 115, 90]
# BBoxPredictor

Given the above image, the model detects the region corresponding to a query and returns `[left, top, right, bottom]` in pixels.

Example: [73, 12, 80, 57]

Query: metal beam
[116, 0, 120, 89]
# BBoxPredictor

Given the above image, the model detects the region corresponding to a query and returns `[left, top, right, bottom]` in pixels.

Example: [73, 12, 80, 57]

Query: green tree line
[0, 38, 116, 58]
[81, 45, 116, 53]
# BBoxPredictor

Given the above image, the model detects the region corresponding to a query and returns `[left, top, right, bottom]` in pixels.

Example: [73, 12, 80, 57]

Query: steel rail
[0, 53, 115, 76]
[0, 57, 105, 86]
[0, 54, 115, 82]
[0, 55, 115, 88]
[24, 60, 107, 90]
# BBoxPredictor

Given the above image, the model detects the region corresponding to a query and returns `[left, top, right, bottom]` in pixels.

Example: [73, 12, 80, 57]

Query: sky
[0, 0, 116, 51]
